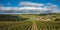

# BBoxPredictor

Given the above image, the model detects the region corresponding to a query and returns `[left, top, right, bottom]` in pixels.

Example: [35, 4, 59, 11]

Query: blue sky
[0, 0, 60, 7]
[0, 0, 60, 14]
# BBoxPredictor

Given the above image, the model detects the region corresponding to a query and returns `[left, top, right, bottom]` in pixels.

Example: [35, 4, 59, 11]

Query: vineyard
[0, 14, 60, 30]
[0, 21, 60, 30]
[36, 21, 60, 30]
[0, 21, 32, 30]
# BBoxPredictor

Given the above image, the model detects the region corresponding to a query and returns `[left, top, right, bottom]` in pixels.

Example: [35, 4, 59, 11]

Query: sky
[0, 0, 60, 14]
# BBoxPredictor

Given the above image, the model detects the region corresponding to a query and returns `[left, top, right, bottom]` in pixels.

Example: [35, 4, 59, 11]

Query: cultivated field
[0, 21, 60, 30]
[0, 13, 60, 30]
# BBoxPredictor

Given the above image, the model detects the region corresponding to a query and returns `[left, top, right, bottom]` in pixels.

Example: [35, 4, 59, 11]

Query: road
[31, 22, 38, 30]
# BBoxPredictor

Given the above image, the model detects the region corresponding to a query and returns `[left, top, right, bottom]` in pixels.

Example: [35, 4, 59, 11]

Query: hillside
[0, 13, 60, 30]
[0, 13, 60, 21]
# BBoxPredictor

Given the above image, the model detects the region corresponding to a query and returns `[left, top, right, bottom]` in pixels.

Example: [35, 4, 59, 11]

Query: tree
[55, 18, 60, 21]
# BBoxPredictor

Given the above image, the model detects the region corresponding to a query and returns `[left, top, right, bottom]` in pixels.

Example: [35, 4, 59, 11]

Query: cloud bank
[0, 1, 60, 14]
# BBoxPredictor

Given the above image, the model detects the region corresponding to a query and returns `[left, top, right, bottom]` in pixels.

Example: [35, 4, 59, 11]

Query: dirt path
[31, 22, 38, 30]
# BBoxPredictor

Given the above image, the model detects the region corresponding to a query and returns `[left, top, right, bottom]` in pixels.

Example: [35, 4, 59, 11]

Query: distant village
[27, 15, 59, 21]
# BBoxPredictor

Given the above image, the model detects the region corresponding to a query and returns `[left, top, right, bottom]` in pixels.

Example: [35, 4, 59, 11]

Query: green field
[0, 13, 60, 30]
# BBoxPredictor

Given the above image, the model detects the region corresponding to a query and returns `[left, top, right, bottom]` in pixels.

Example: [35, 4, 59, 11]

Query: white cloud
[20, 2, 44, 7]
[52, 10, 60, 13]
[0, 7, 45, 12]
[0, 7, 12, 11]
[44, 4, 58, 11]
[0, 6, 59, 13]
